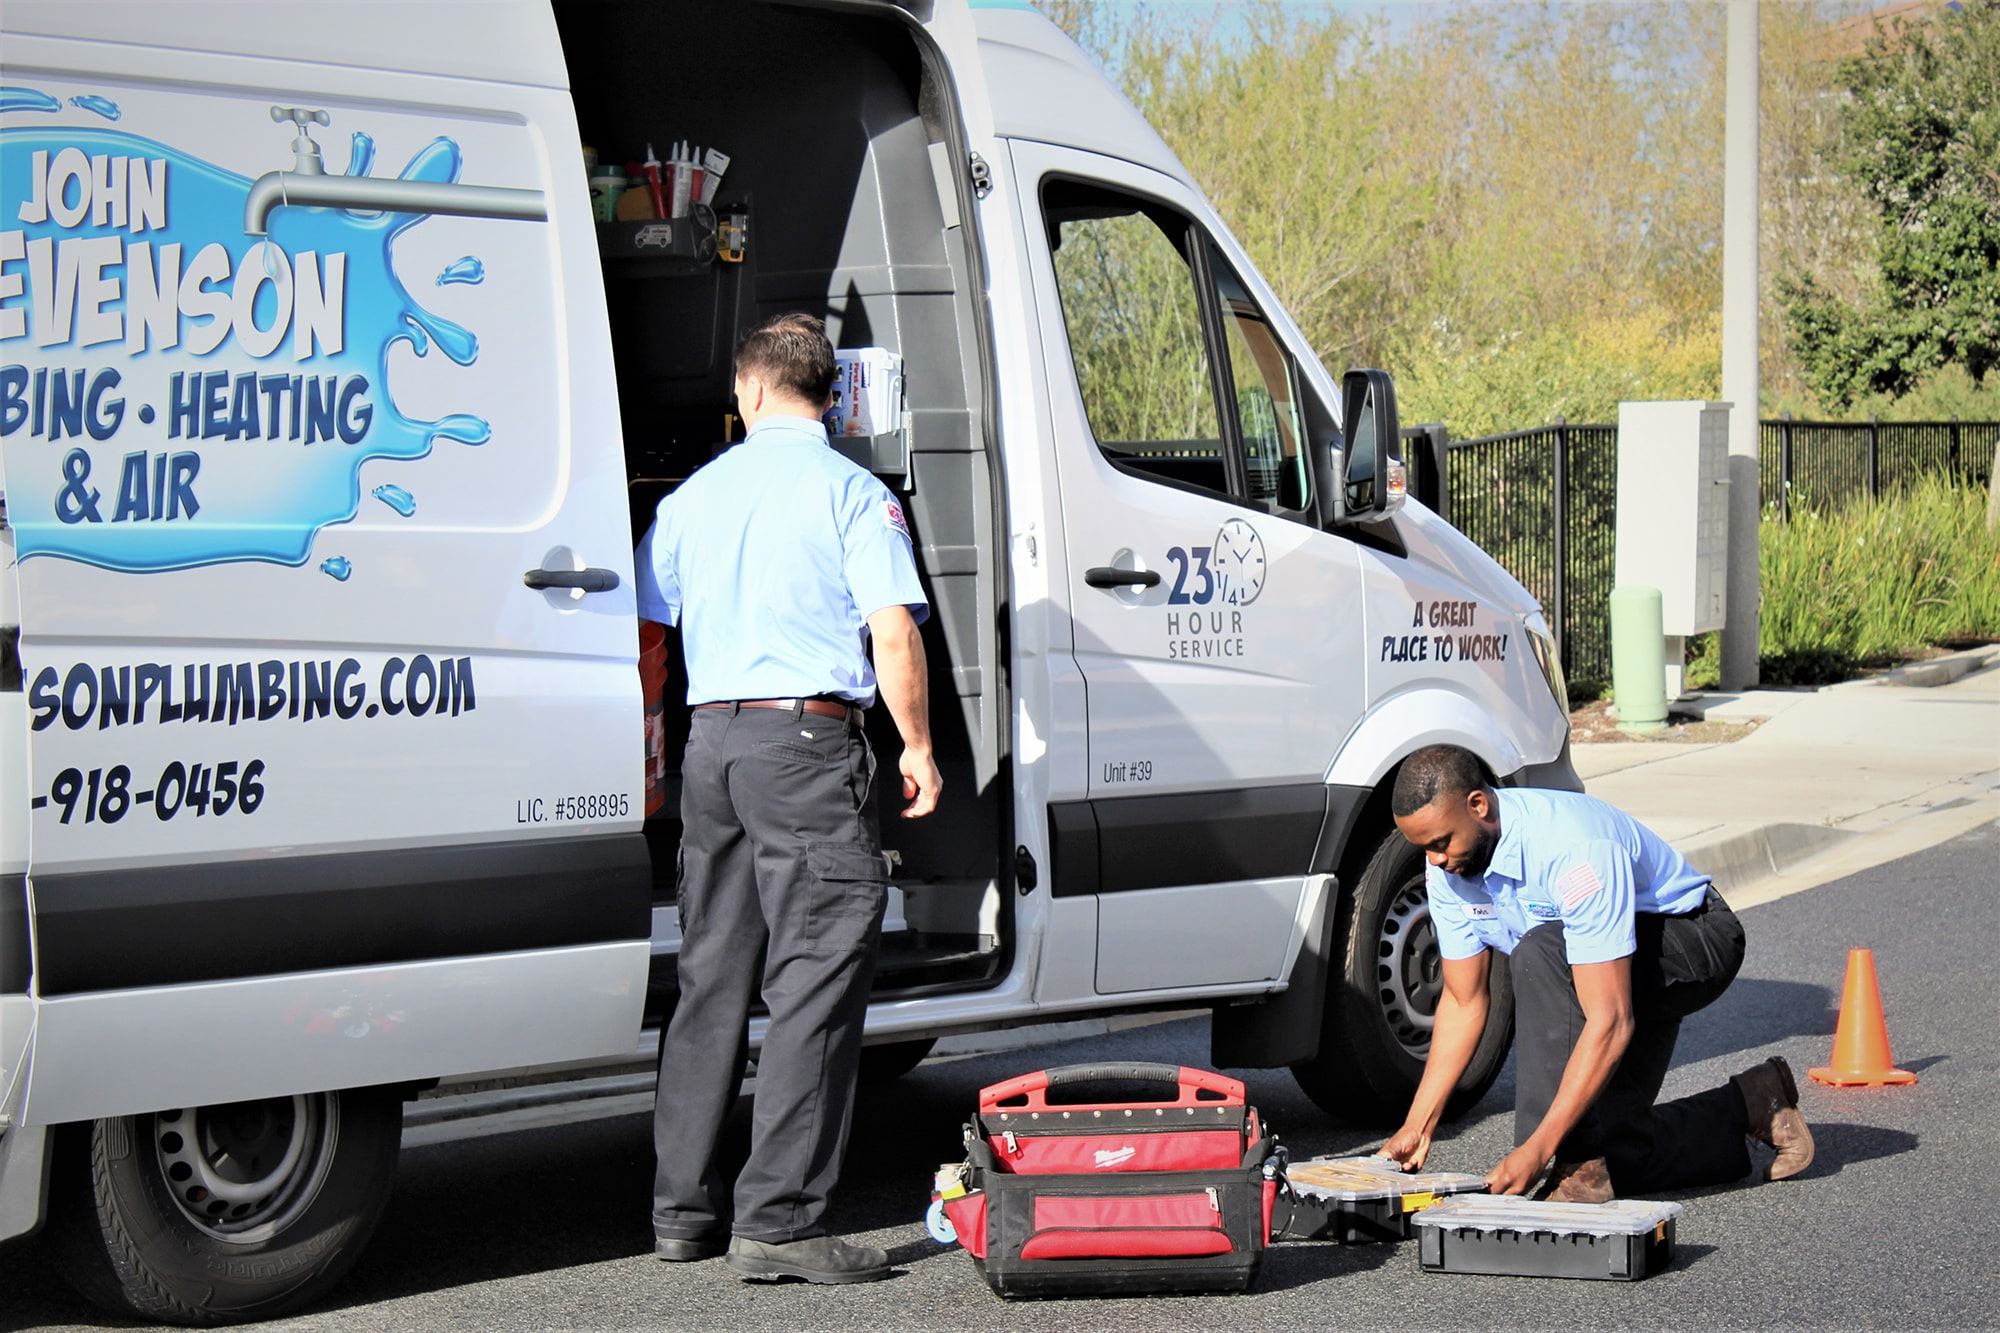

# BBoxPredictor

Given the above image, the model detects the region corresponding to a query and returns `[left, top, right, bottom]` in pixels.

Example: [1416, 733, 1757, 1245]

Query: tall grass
[1689, 477, 2000, 686]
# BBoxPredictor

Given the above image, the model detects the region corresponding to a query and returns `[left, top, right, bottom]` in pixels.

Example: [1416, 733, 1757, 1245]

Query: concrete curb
[1852, 643, 1999, 690]
[1679, 821, 1857, 899]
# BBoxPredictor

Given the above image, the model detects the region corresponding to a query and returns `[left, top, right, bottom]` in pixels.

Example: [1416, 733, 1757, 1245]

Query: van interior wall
[555, 2, 1002, 948]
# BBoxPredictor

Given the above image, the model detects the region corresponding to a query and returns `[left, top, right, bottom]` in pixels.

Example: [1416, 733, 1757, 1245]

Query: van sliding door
[0, 12, 650, 1124]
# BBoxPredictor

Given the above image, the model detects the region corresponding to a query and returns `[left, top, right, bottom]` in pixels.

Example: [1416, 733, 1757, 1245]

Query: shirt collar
[1484, 788, 1525, 884]
[743, 416, 830, 446]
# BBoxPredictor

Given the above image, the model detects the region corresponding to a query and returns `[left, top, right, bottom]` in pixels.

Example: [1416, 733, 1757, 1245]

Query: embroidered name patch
[1464, 903, 1497, 920]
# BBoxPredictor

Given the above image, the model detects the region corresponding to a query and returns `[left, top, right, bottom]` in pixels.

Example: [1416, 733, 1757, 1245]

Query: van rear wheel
[47, 1087, 401, 1325]
[1291, 828, 1514, 1127]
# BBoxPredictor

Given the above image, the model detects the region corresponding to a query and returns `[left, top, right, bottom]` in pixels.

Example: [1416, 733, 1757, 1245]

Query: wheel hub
[153, 1093, 339, 1241]
[1376, 875, 1443, 1059]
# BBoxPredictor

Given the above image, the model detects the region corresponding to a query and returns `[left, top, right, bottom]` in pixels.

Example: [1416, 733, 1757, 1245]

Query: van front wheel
[47, 1087, 401, 1325]
[1291, 828, 1514, 1127]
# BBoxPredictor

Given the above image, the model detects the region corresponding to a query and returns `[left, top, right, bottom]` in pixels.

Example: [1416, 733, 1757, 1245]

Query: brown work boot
[1536, 1157, 1614, 1204]
[1734, 1056, 1815, 1181]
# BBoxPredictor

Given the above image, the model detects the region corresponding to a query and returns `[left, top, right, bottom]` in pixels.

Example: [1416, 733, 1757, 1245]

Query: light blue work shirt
[633, 417, 928, 707]
[1427, 787, 1711, 966]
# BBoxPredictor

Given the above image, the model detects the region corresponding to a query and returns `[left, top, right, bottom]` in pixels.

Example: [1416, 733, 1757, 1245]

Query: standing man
[1382, 744, 1813, 1201]
[636, 313, 938, 1284]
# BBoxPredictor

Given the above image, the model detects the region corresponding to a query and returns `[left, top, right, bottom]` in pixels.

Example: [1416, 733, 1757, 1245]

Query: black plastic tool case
[1413, 1197, 1682, 1280]
[1278, 1155, 1488, 1244]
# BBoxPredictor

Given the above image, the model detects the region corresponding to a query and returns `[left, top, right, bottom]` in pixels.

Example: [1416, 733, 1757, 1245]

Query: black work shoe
[1734, 1055, 1815, 1181]
[726, 1234, 890, 1284]
[655, 1233, 727, 1262]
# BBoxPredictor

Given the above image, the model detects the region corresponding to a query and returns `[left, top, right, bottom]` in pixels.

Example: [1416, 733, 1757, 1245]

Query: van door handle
[1084, 566, 1160, 589]
[524, 567, 621, 593]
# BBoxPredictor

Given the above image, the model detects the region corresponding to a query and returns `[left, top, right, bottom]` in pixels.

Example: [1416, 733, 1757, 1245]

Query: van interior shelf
[595, 210, 722, 271]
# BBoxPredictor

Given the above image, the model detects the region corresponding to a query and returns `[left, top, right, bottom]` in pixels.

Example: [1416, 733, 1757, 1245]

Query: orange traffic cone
[1809, 948, 1916, 1087]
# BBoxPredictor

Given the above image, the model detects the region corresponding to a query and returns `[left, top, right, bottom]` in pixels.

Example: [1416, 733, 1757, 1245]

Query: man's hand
[1486, 1144, 1548, 1196]
[899, 747, 941, 819]
[1381, 1123, 1433, 1172]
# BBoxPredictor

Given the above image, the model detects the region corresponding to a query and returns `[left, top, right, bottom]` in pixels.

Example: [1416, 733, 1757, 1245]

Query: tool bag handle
[978, 1063, 1245, 1114]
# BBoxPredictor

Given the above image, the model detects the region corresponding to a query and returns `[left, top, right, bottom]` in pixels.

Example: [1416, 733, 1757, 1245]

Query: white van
[0, 0, 1577, 1319]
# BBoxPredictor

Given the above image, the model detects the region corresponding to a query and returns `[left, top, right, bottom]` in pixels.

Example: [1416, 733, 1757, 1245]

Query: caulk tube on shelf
[641, 142, 667, 219]
[668, 139, 695, 219]
[686, 144, 706, 211]
[699, 146, 731, 205]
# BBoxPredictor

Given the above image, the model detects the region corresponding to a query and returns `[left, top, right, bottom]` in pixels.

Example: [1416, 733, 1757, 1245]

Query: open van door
[2, 3, 650, 1127]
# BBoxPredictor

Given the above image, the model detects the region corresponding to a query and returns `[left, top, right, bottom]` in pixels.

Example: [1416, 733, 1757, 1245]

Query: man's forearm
[1403, 989, 1488, 1133]
[874, 616, 931, 754]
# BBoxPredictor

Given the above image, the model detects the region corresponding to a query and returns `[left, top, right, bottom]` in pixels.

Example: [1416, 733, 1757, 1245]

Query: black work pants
[1511, 888, 1753, 1193]
[652, 704, 887, 1242]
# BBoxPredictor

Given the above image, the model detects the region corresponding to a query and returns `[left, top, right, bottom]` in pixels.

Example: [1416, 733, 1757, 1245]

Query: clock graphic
[1210, 518, 1267, 607]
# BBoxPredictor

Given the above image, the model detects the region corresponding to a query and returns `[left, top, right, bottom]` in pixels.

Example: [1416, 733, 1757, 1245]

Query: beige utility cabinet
[1614, 401, 1730, 635]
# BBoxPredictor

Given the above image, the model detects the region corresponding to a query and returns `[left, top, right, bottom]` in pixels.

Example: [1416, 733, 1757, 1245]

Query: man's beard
[1453, 823, 1499, 879]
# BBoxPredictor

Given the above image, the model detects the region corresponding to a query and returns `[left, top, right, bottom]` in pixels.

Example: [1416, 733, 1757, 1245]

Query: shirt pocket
[804, 841, 888, 957]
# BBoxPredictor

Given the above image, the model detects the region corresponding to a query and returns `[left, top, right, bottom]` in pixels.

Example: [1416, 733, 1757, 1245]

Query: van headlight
[1525, 613, 1567, 711]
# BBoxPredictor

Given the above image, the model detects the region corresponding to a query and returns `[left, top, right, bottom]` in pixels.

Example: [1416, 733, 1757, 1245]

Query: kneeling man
[1382, 744, 1813, 1200]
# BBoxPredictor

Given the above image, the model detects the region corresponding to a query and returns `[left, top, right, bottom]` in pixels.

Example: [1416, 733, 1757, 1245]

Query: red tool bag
[931, 1062, 1279, 1298]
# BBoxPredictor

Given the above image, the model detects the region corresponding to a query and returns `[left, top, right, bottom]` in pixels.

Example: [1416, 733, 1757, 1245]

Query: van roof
[967, 3, 1189, 182]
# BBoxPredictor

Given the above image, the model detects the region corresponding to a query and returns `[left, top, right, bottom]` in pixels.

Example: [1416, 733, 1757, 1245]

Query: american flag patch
[1558, 863, 1603, 910]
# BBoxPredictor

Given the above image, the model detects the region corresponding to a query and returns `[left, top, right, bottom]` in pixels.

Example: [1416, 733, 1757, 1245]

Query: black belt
[693, 697, 863, 727]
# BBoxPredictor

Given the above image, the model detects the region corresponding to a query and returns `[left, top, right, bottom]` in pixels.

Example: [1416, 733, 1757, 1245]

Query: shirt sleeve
[1426, 865, 1487, 961]
[632, 506, 681, 626]
[841, 478, 929, 624]
[1555, 838, 1638, 964]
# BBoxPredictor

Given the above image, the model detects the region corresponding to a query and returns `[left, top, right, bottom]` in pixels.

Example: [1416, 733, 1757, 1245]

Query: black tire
[45, 1086, 401, 1325]
[858, 1036, 937, 1084]
[1292, 827, 1514, 1127]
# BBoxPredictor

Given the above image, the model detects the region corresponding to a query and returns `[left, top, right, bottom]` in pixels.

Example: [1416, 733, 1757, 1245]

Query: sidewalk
[1572, 645, 2000, 899]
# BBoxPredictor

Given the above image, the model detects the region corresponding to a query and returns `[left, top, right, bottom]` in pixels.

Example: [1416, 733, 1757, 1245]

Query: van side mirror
[1336, 368, 1405, 523]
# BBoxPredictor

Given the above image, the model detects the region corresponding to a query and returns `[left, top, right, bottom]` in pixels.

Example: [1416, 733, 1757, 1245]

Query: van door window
[1044, 182, 1232, 499]
[1208, 248, 1312, 515]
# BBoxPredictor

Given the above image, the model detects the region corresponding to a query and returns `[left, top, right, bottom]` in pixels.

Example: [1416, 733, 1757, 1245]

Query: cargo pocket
[805, 841, 887, 958]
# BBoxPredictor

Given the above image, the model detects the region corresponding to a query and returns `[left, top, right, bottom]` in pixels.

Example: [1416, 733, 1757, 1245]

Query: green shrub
[1686, 477, 2000, 686]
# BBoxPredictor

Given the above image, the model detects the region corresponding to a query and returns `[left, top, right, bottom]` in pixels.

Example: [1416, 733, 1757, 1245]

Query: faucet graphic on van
[244, 106, 547, 235]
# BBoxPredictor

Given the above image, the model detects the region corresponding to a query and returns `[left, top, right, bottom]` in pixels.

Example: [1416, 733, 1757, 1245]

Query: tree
[1782, 0, 2000, 408]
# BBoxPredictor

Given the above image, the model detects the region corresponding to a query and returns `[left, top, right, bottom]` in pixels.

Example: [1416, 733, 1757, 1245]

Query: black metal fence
[1760, 416, 1999, 519]
[1408, 420, 1619, 691]
[1407, 414, 2000, 697]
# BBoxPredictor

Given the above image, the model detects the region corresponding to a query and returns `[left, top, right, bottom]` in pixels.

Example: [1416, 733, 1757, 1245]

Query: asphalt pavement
[10, 822, 1998, 1331]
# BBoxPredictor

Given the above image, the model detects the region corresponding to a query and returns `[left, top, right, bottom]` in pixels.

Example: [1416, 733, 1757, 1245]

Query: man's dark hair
[1391, 744, 1493, 818]
[734, 312, 837, 406]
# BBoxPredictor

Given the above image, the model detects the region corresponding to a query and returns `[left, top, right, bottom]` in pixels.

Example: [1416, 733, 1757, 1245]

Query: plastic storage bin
[1414, 1197, 1682, 1281]
[1278, 1155, 1488, 1244]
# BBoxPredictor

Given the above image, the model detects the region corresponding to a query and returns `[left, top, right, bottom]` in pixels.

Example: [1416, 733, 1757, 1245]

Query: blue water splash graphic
[68, 95, 121, 121]
[436, 255, 485, 287]
[320, 556, 353, 581]
[371, 484, 416, 517]
[0, 87, 61, 114]
[347, 132, 376, 178]
[0, 123, 509, 572]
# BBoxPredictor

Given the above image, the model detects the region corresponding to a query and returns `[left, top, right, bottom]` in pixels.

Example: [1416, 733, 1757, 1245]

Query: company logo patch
[1525, 901, 1563, 920]
[883, 499, 909, 537]
[1092, 1146, 1137, 1170]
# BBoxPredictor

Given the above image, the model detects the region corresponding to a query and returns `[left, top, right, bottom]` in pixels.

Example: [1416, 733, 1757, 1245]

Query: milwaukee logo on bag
[931, 1062, 1279, 1299]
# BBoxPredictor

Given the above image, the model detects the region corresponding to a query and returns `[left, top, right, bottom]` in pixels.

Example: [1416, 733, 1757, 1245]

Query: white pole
[1720, 0, 1761, 690]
